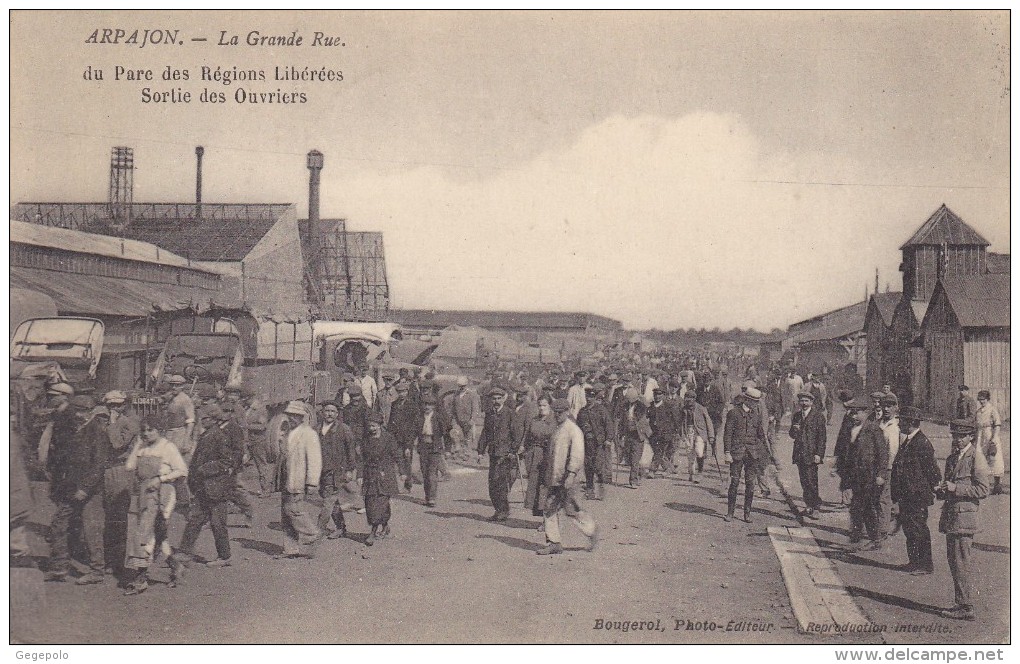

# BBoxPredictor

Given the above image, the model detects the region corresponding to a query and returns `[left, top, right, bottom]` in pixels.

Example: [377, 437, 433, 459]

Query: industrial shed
[911, 275, 1010, 420]
[863, 292, 902, 391]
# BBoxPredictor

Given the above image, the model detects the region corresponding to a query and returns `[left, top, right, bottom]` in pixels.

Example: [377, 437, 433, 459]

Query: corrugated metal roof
[390, 309, 622, 331]
[899, 204, 990, 249]
[10, 266, 220, 317]
[10, 219, 218, 273]
[938, 275, 1010, 327]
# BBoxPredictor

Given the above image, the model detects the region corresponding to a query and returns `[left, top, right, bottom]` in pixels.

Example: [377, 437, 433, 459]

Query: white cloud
[321, 111, 1003, 330]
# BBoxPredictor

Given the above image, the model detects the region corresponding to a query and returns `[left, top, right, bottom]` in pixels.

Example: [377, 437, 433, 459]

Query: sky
[9, 10, 1011, 330]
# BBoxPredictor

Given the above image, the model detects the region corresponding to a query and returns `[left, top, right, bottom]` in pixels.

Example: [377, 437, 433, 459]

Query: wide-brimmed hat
[103, 390, 128, 405]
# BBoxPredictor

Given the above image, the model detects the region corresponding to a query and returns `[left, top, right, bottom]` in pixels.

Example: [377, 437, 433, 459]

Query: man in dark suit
[891, 406, 942, 575]
[388, 383, 423, 493]
[844, 398, 888, 549]
[647, 388, 679, 476]
[477, 385, 516, 521]
[417, 393, 451, 507]
[316, 401, 357, 538]
[790, 391, 827, 519]
[832, 390, 857, 508]
[936, 419, 991, 621]
[577, 384, 615, 500]
[722, 390, 768, 523]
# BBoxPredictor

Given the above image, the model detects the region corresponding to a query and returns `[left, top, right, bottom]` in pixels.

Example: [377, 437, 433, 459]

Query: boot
[992, 477, 1003, 495]
[366, 527, 376, 547]
[536, 542, 564, 555]
[124, 570, 148, 596]
[725, 493, 736, 522]
[596, 483, 606, 500]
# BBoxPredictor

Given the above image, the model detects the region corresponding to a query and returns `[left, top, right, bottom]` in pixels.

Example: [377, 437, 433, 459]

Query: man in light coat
[937, 419, 991, 621]
[277, 401, 322, 559]
[537, 399, 598, 555]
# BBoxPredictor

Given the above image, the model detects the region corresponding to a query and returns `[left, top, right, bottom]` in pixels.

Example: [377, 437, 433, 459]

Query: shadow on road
[475, 533, 542, 552]
[974, 542, 1009, 555]
[233, 537, 284, 557]
[839, 584, 946, 618]
[427, 510, 539, 531]
[266, 521, 284, 532]
[664, 502, 725, 519]
[455, 498, 493, 507]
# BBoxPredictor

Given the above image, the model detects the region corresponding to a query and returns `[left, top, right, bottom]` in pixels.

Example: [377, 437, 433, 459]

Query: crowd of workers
[10, 349, 1005, 621]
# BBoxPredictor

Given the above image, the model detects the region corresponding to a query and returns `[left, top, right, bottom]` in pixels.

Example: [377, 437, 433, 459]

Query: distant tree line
[639, 327, 784, 347]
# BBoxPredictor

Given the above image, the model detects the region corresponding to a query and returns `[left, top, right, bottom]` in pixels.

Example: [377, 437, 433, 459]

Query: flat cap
[395, 382, 410, 393]
[744, 388, 763, 401]
[551, 398, 570, 412]
[90, 405, 110, 418]
[846, 397, 873, 410]
[69, 395, 96, 409]
[166, 374, 187, 385]
[368, 411, 385, 424]
[870, 391, 886, 400]
[797, 391, 815, 401]
[977, 390, 991, 400]
[457, 376, 470, 387]
[47, 382, 75, 397]
[836, 389, 855, 404]
[880, 394, 899, 407]
[103, 390, 128, 405]
[489, 385, 508, 396]
[898, 406, 923, 422]
[958, 385, 969, 391]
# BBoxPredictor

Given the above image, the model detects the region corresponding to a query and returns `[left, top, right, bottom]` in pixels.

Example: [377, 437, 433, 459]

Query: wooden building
[911, 275, 1009, 420]
[886, 204, 992, 403]
[862, 292, 901, 390]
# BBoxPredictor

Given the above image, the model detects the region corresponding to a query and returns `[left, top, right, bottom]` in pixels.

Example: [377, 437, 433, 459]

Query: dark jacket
[48, 413, 108, 503]
[833, 411, 855, 489]
[938, 444, 990, 536]
[418, 408, 452, 455]
[647, 400, 680, 439]
[891, 430, 941, 506]
[320, 420, 357, 477]
[511, 402, 535, 452]
[343, 401, 370, 449]
[577, 402, 614, 454]
[723, 405, 767, 461]
[478, 404, 515, 457]
[388, 397, 424, 451]
[618, 400, 648, 439]
[846, 420, 887, 489]
[790, 407, 827, 464]
[701, 383, 726, 421]
[362, 430, 402, 497]
[189, 424, 243, 501]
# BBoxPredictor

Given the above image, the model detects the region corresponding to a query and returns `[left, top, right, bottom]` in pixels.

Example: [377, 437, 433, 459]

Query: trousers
[488, 455, 516, 516]
[649, 434, 676, 474]
[49, 495, 105, 574]
[178, 492, 231, 561]
[877, 479, 893, 536]
[849, 484, 882, 541]
[627, 435, 645, 485]
[727, 457, 760, 515]
[797, 462, 821, 509]
[946, 534, 973, 608]
[899, 502, 933, 570]
[420, 451, 443, 503]
[317, 479, 347, 535]
[281, 493, 320, 556]
[543, 485, 596, 545]
[685, 433, 706, 478]
[584, 442, 612, 488]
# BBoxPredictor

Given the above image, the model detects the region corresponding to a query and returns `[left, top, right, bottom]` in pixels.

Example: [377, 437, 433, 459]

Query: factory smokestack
[307, 150, 324, 303]
[195, 146, 204, 219]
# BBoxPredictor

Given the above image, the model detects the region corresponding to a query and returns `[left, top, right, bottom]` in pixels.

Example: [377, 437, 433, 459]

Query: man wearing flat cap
[388, 382, 424, 493]
[891, 406, 941, 575]
[936, 419, 990, 621]
[577, 384, 614, 500]
[163, 374, 197, 464]
[955, 385, 978, 420]
[647, 387, 680, 477]
[478, 384, 516, 521]
[843, 398, 887, 550]
[790, 390, 827, 519]
[723, 390, 767, 522]
[537, 398, 598, 555]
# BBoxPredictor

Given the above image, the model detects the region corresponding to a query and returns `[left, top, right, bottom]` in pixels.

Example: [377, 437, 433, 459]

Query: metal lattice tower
[109, 146, 134, 226]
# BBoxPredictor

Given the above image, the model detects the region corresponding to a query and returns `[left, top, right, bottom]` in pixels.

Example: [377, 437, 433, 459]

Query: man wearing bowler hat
[891, 406, 941, 574]
[937, 419, 990, 621]
[790, 390, 827, 519]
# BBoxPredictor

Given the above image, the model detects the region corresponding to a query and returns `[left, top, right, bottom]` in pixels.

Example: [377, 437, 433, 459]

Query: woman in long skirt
[361, 412, 402, 545]
[975, 390, 1005, 494]
[123, 416, 188, 595]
